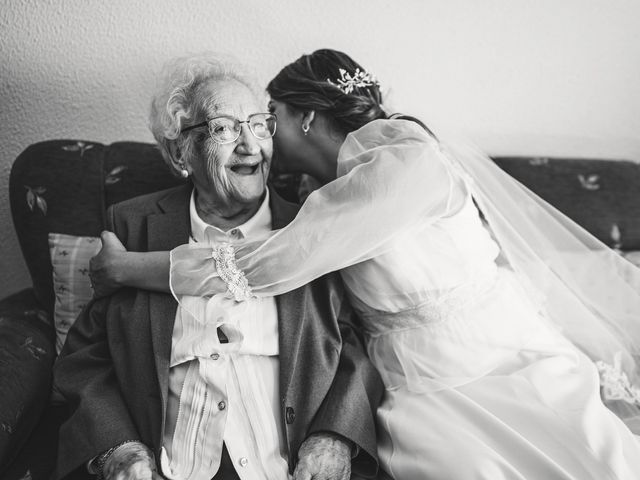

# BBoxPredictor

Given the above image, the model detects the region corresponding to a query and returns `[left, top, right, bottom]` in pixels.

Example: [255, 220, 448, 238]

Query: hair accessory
[328, 68, 380, 94]
[302, 124, 310, 136]
[211, 243, 253, 302]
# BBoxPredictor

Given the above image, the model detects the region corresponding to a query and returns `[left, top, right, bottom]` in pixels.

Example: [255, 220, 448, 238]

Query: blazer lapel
[146, 185, 191, 413]
[269, 189, 306, 398]
[277, 293, 305, 401]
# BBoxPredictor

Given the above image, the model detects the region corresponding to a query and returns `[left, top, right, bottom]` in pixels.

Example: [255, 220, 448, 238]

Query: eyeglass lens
[209, 114, 276, 144]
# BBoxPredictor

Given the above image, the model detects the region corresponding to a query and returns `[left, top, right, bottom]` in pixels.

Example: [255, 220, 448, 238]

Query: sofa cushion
[102, 142, 183, 207]
[493, 157, 640, 249]
[0, 289, 55, 474]
[48, 233, 101, 353]
[10, 141, 105, 316]
[10, 140, 183, 316]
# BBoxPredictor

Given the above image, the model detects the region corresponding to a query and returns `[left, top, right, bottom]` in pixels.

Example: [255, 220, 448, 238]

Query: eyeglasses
[180, 113, 277, 144]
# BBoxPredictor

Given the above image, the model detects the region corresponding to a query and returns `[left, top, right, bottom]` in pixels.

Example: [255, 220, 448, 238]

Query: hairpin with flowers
[327, 68, 380, 94]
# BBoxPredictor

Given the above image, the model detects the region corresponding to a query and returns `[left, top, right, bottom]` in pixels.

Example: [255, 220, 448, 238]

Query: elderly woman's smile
[229, 158, 264, 175]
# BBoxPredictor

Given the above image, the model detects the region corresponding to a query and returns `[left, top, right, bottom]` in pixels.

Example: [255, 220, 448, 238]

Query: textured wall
[1, 0, 639, 298]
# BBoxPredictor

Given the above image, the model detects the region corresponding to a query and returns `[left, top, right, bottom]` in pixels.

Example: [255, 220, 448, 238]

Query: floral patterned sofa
[1, 140, 639, 479]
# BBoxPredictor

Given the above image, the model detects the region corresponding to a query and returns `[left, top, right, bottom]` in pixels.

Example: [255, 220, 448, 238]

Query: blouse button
[239, 457, 248, 467]
[218, 401, 226, 411]
[285, 407, 296, 424]
[210, 353, 220, 360]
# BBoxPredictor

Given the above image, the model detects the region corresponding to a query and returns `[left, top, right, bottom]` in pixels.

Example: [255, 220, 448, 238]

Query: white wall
[1, 0, 639, 298]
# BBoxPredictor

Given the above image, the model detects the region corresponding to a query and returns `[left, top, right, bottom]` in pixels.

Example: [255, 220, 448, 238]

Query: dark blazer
[53, 184, 383, 479]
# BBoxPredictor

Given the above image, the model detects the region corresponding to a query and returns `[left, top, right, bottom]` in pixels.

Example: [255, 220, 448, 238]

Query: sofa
[1, 139, 639, 479]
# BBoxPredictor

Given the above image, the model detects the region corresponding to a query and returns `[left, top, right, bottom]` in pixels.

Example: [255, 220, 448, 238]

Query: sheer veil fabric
[171, 119, 640, 430]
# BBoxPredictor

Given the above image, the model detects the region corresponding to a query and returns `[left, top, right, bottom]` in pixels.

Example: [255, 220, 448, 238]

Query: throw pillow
[48, 233, 101, 352]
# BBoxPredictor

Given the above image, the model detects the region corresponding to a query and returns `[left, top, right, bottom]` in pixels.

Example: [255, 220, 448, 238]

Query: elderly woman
[53, 54, 382, 480]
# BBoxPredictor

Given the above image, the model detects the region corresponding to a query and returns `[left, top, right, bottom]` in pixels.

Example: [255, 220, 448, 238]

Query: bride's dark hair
[268, 49, 436, 137]
[266, 49, 387, 134]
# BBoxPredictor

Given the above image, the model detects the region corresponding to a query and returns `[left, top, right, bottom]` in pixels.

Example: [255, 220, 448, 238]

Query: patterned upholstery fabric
[10, 141, 183, 316]
[0, 289, 55, 479]
[2, 140, 182, 478]
[493, 156, 640, 250]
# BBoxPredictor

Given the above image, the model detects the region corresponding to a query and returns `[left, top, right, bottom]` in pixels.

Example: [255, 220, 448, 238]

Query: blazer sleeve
[307, 293, 384, 478]
[52, 205, 140, 479]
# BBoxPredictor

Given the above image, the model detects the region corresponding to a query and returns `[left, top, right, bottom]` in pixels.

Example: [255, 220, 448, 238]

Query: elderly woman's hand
[89, 231, 129, 298]
[101, 441, 162, 480]
[293, 432, 352, 480]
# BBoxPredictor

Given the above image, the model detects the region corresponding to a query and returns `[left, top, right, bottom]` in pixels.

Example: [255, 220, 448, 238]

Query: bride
[93, 49, 640, 479]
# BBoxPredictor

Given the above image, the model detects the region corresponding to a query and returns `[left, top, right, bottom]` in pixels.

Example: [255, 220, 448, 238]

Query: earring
[302, 124, 310, 136]
[178, 162, 189, 178]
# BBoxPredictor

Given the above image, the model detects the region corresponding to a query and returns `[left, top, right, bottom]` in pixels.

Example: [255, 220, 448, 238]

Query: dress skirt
[361, 269, 640, 480]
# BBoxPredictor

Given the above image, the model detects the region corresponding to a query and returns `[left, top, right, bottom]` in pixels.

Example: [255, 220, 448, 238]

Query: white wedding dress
[171, 120, 640, 479]
[344, 194, 640, 479]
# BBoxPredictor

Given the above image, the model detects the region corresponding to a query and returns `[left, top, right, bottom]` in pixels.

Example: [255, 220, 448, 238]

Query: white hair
[149, 53, 263, 172]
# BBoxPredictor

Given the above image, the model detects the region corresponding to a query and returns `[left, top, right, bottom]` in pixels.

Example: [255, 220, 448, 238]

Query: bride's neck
[312, 133, 344, 185]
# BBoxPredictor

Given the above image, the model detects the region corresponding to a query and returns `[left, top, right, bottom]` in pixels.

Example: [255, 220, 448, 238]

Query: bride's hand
[90, 231, 129, 298]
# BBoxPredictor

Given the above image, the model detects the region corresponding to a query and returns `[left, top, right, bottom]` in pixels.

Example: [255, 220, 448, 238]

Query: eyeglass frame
[180, 112, 277, 144]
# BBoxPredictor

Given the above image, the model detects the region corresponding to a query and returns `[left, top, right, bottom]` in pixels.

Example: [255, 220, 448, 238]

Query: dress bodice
[340, 194, 500, 315]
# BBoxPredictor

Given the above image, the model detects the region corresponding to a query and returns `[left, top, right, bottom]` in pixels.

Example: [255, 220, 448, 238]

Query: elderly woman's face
[188, 79, 272, 209]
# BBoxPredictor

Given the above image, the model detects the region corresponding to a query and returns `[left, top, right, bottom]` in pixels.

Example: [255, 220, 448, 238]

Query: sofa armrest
[0, 288, 56, 472]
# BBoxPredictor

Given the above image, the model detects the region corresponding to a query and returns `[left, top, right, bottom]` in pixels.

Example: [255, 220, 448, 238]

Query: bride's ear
[301, 110, 316, 132]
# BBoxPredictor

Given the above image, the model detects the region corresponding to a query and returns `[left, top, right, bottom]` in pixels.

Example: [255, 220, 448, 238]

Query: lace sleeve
[170, 120, 465, 298]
